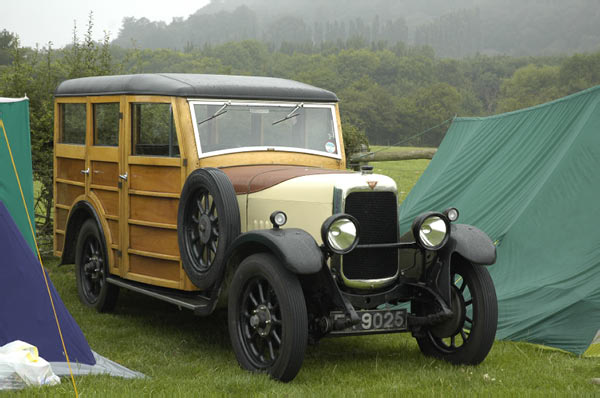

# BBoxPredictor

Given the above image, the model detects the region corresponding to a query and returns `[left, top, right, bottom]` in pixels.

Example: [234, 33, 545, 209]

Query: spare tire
[177, 168, 240, 289]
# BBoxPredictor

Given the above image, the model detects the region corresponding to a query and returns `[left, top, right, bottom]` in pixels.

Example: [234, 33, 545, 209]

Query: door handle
[118, 172, 128, 181]
[80, 168, 90, 175]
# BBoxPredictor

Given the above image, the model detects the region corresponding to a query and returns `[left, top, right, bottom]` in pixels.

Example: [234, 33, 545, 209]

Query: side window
[131, 103, 179, 157]
[93, 103, 119, 146]
[59, 103, 86, 144]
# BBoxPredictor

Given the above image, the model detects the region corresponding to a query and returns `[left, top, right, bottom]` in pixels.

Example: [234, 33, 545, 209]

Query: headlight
[444, 207, 459, 222]
[411, 212, 450, 250]
[269, 211, 287, 229]
[321, 214, 360, 254]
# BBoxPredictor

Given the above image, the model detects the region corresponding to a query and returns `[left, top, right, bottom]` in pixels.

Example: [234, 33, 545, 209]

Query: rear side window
[93, 103, 120, 146]
[59, 103, 86, 144]
[131, 103, 179, 157]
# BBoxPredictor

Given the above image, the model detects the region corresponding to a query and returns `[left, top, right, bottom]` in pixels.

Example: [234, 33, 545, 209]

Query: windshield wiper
[272, 102, 303, 126]
[197, 101, 231, 126]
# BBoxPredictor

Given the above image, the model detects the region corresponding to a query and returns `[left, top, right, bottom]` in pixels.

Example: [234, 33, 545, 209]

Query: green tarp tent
[399, 85, 600, 355]
[0, 98, 35, 253]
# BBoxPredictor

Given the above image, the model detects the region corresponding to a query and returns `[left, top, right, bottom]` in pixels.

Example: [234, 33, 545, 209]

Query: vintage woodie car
[53, 73, 498, 382]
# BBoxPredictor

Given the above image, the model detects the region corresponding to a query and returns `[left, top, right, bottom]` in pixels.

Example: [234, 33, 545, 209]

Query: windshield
[190, 101, 340, 158]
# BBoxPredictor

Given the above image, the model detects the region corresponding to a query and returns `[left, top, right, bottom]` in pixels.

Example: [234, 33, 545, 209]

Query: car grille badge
[367, 181, 378, 190]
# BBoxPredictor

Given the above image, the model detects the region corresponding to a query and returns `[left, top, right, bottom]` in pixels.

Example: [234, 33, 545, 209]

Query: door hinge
[183, 158, 188, 167]
[116, 250, 122, 257]
[119, 112, 123, 120]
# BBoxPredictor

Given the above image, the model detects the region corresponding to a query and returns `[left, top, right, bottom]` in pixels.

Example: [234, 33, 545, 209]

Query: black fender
[61, 201, 106, 265]
[430, 224, 496, 305]
[448, 223, 496, 266]
[225, 228, 323, 275]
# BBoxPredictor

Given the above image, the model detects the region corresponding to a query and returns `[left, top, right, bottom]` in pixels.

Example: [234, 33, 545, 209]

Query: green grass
[7, 256, 600, 397]
[9, 152, 599, 396]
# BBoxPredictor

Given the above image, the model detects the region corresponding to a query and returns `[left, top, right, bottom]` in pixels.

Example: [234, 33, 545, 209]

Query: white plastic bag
[0, 340, 60, 390]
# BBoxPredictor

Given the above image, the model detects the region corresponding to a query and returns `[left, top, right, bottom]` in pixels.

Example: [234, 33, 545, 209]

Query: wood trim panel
[90, 184, 119, 192]
[129, 164, 181, 193]
[128, 219, 177, 230]
[56, 157, 85, 182]
[128, 249, 179, 262]
[128, 156, 181, 166]
[128, 255, 180, 282]
[56, 183, 85, 206]
[55, 144, 85, 158]
[124, 273, 180, 289]
[90, 161, 119, 187]
[129, 195, 178, 225]
[174, 97, 197, 172]
[129, 224, 179, 257]
[128, 189, 179, 199]
[125, 95, 173, 104]
[335, 104, 347, 168]
[88, 146, 119, 162]
[55, 178, 85, 187]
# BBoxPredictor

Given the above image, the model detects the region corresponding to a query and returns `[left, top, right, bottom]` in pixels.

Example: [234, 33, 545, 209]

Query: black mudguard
[61, 201, 105, 265]
[226, 228, 323, 275]
[432, 224, 496, 305]
[448, 223, 496, 266]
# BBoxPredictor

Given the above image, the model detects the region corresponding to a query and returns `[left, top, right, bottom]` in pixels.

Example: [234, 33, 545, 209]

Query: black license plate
[329, 308, 408, 335]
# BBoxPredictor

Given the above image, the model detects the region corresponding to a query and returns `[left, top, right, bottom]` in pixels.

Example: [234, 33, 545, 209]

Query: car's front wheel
[228, 253, 307, 382]
[414, 259, 497, 364]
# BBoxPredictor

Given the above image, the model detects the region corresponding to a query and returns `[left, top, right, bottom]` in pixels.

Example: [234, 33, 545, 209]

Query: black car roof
[54, 73, 338, 102]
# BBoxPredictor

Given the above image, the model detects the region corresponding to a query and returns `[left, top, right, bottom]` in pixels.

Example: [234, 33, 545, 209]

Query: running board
[106, 276, 214, 316]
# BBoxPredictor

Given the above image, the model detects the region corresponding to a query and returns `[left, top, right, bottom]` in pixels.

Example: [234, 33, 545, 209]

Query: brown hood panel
[221, 165, 350, 195]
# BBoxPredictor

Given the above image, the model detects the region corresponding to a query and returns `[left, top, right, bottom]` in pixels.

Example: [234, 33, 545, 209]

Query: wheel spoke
[202, 192, 210, 213]
[210, 240, 217, 254]
[465, 299, 472, 307]
[272, 329, 282, 345]
[257, 281, 266, 303]
[248, 292, 258, 307]
[450, 335, 456, 348]
[465, 316, 473, 325]
[267, 339, 275, 361]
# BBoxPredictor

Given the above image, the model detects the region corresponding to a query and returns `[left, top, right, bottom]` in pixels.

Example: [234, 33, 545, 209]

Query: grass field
[7, 153, 600, 396]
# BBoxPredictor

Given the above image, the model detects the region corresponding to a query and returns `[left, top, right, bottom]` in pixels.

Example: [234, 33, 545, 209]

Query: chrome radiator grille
[342, 191, 398, 280]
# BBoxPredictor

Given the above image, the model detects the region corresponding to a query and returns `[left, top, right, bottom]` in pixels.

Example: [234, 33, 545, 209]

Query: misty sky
[1, 0, 210, 48]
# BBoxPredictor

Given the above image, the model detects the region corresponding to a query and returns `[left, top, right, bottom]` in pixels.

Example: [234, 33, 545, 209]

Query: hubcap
[431, 286, 466, 338]
[250, 304, 273, 337]
[81, 237, 104, 301]
[185, 190, 219, 271]
[199, 214, 212, 244]
[428, 271, 474, 352]
[240, 278, 282, 368]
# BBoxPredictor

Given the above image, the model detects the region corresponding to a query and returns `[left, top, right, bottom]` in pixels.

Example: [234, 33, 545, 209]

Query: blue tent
[0, 200, 142, 378]
[0, 200, 95, 365]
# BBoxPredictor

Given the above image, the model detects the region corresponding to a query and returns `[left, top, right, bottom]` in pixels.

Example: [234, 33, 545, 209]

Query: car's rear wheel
[415, 259, 497, 364]
[228, 253, 307, 382]
[75, 219, 119, 312]
[178, 168, 240, 289]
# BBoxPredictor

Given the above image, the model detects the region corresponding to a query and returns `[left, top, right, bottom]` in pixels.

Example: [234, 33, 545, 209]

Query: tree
[0, 14, 119, 239]
[0, 29, 17, 65]
[497, 64, 562, 113]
